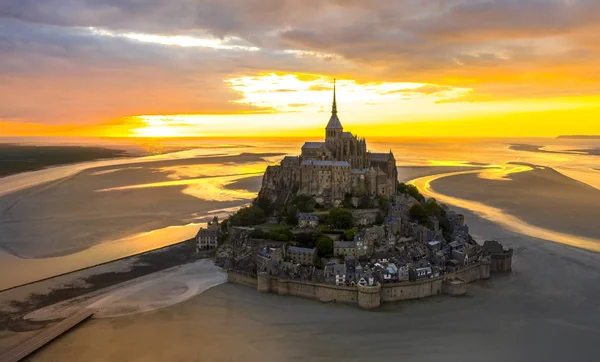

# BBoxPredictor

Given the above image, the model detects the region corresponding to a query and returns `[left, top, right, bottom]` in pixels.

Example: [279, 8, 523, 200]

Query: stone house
[334, 241, 356, 257]
[410, 259, 433, 280]
[256, 247, 284, 272]
[397, 264, 410, 281]
[287, 246, 317, 266]
[374, 263, 398, 284]
[352, 209, 379, 226]
[196, 216, 219, 251]
[298, 213, 319, 228]
[370, 252, 393, 264]
[334, 263, 347, 286]
[357, 269, 376, 286]
[324, 261, 347, 286]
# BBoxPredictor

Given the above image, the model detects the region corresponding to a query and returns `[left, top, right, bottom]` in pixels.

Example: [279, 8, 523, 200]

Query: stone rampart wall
[285, 279, 358, 303]
[451, 263, 482, 283]
[228, 260, 500, 309]
[380, 277, 444, 302]
[490, 252, 513, 272]
[227, 270, 258, 287]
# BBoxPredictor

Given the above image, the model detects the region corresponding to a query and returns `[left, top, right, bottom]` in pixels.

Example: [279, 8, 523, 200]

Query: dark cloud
[1, 0, 600, 126]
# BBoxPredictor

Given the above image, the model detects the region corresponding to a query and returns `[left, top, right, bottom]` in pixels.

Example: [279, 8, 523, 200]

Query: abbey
[259, 81, 398, 206]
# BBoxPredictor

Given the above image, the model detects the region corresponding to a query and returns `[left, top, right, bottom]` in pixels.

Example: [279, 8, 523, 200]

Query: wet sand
[26, 209, 600, 362]
[0, 153, 277, 259]
[431, 165, 600, 241]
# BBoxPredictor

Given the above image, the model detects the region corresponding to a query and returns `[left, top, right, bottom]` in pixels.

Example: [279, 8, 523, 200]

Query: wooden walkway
[0, 308, 95, 362]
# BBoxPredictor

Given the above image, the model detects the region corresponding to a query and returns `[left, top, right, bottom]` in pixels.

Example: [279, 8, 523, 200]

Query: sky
[1, 0, 599, 138]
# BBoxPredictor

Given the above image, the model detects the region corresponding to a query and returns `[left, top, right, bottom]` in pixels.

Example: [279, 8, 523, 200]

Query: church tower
[325, 79, 343, 140]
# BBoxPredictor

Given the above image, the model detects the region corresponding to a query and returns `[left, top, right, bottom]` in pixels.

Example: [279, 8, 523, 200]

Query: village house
[334, 263, 347, 285]
[287, 246, 317, 266]
[410, 259, 434, 280]
[374, 263, 398, 284]
[196, 216, 219, 251]
[324, 261, 347, 286]
[370, 252, 394, 264]
[256, 247, 284, 273]
[334, 240, 356, 257]
[298, 213, 319, 228]
[357, 268, 377, 286]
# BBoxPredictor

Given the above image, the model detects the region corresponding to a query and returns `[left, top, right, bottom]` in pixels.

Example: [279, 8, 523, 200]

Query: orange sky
[1, 0, 600, 138]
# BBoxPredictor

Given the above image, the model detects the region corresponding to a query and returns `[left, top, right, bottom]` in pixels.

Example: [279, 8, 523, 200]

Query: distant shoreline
[0, 144, 132, 178]
[556, 135, 600, 139]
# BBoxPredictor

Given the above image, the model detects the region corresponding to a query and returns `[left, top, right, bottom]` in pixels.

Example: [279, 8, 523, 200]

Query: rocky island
[208, 82, 513, 309]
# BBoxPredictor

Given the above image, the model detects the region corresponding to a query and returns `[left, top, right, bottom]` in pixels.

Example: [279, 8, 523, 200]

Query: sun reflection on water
[96, 160, 269, 201]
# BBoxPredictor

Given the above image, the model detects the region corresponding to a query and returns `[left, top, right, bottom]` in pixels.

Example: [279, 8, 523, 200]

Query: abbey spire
[325, 78, 343, 139]
[332, 78, 337, 115]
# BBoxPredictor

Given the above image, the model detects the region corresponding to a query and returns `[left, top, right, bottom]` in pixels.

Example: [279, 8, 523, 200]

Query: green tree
[250, 228, 264, 239]
[329, 208, 354, 229]
[255, 196, 272, 215]
[276, 233, 289, 242]
[315, 235, 333, 257]
[286, 206, 298, 225]
[409, 203, 428, 225]
[220, 218, 229, 233]
[377, 195, 390, 215]
[356, 183, 368, 197]
[343, 228, 357, 241]
[229, 206, 265, 226]
[398, 183, 425, 202]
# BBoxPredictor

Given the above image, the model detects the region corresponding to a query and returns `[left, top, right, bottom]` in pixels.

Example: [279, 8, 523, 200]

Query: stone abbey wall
[228, 259, 497, 310]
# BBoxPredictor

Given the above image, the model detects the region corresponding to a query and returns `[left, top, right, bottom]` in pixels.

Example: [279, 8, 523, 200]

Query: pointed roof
[326, 79, 343, 130]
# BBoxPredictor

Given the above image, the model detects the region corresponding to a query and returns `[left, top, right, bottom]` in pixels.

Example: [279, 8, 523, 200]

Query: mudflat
[431, 165, 600, 240]
[0, 153, 276, 258]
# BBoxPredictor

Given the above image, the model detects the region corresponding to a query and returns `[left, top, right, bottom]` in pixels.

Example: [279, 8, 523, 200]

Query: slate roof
[301, 160, 351, 167]
[341, 132, 354, 138]
[370, 153, 391, 162]
[326, 113, 343, 129]
[335, 241, 356, 248]
[288, 246, 316, 255]
[298, 213, 319, 221]
[196, 228, 218, 238]
[333, 264, 347, 275]
[302, 142, 326, 149]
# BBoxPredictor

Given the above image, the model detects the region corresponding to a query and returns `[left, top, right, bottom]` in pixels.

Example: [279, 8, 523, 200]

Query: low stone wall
[229, 260, 500, 309]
